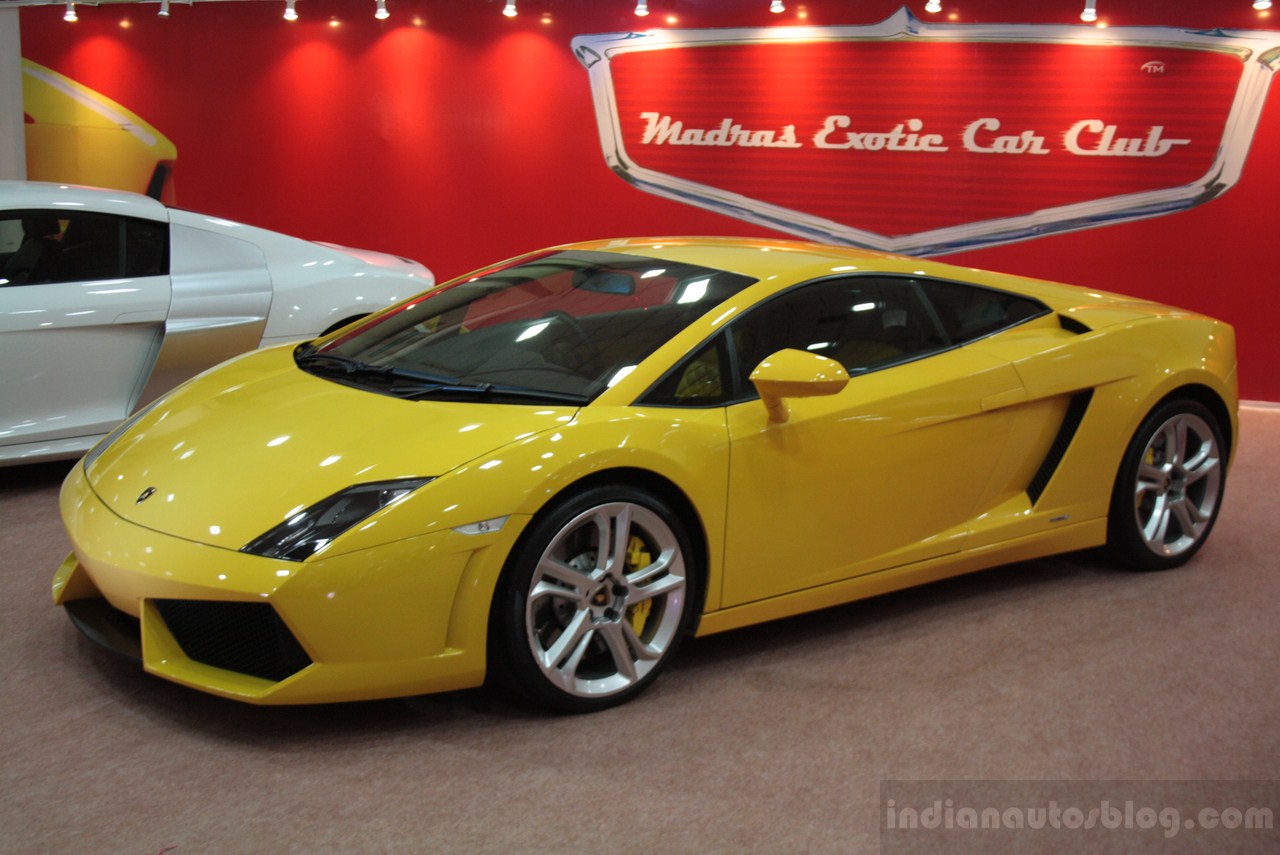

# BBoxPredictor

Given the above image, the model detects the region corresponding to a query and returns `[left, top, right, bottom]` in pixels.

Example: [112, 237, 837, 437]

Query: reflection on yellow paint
[21, 58, 177, 201]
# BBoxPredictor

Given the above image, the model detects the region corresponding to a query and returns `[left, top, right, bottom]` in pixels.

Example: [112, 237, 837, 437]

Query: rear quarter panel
[969, 311, 1237, 526]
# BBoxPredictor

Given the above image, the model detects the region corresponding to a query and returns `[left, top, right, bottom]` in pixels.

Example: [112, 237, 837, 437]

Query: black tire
[1106, 398, 1226, 571]
[488, 484, 699, 713]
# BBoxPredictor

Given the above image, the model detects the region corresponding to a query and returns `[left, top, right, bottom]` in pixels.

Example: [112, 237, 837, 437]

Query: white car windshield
[297, 249, 757, 403]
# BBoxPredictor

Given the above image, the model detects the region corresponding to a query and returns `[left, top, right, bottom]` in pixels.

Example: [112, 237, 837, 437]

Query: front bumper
[55, 465, 524, 704]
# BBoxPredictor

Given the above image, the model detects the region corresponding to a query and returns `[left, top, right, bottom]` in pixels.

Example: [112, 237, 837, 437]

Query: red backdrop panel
[16, 0, 1280, 400]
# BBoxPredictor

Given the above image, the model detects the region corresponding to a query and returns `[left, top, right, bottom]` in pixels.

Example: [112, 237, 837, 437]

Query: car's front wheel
[1107, 398, 1227, 571]
[489, 485, 698, 712]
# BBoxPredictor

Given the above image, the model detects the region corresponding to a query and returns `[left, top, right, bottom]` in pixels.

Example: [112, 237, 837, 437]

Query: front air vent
[153, 599, 312, 683]
[1026, 390, 1094, 505]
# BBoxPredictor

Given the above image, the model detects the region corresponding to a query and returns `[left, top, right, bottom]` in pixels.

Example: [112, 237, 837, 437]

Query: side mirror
[749, 348, 850, 423]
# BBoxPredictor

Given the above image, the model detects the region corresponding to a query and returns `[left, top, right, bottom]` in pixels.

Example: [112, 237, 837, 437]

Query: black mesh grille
[1026, 390, 1093, 505]
[153, 599, 312, 682]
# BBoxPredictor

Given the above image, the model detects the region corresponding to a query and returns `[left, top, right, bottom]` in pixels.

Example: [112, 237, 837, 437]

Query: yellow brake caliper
[625, 536, 652, 635]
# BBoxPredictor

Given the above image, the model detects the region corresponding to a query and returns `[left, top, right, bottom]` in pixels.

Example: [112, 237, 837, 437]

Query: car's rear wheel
[1107, 398, 1226, 571]
[490, 485, 697, 712]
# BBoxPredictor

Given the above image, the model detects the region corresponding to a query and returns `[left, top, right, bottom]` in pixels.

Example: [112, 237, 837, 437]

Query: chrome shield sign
[573, 10, 1280, 254]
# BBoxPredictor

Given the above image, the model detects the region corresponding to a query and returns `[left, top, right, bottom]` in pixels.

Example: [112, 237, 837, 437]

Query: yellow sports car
[54, 238, 1237, 712]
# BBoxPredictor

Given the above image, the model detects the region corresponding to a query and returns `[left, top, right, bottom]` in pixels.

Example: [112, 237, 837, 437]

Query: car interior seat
[2, 216, 64, 284]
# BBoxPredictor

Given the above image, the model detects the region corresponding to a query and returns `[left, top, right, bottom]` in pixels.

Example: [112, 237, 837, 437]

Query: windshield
[298, 249, 757, 403]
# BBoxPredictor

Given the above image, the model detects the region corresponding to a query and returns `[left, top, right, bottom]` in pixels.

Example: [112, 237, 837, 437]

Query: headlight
[241, 478, 432, 562]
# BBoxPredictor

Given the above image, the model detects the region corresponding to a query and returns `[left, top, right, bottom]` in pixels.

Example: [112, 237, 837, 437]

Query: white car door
[0, 210, 170, 462]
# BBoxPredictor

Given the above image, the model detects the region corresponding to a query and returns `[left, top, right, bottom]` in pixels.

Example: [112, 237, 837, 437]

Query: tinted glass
[916, 277, 1048, 344]
[0, 211, 167, 286]
[729, 277, 947, 392]
[304, 250, 756, 403]
[648, 274, 1052, 408]
[644, 336, 731, 407]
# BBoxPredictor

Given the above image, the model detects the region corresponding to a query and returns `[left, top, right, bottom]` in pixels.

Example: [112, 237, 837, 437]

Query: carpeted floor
[2, 407, 1277, 854]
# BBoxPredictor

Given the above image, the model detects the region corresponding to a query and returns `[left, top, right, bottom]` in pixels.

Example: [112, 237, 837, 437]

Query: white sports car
[0, 182, 433, 466]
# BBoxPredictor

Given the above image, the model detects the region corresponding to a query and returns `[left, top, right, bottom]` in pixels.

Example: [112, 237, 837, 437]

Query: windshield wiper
[296, 348, 586, 404]
[296, 350, 465, 386]
[389, 382, 589, 405]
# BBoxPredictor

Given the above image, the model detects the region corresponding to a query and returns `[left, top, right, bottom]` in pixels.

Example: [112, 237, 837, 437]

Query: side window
[124, 216, 168, 277]
[644, 336, 730, 407]
[0, 213, 68, 286]
[0, 211, 167, 286]
[729, 277, 947, 390]
[44, 213, 121, 282]
[916, 277, 1048, 344]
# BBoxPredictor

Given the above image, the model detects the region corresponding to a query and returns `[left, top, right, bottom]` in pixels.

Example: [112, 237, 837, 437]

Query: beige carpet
[2, 407, 1277, 854]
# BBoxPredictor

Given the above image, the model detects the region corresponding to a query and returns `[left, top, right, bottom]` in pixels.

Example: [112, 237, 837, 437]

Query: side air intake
[1058, 314, 1092, 335]
[1026, 390, 1093, 505]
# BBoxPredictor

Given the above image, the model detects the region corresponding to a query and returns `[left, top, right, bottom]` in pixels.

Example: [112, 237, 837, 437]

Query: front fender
[330, 404, 732, 612]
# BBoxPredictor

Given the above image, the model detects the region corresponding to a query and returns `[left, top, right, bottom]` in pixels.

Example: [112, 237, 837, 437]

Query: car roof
[561, 236, 897, 280]
[0, 180, 170, 221]
[558, 236, 1147, 311]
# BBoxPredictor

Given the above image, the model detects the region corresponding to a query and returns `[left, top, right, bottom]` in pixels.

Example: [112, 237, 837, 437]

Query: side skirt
[694, 518, 1106, 637]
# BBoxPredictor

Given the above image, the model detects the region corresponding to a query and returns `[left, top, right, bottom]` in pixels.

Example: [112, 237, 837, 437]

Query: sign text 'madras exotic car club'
[574, 10, 1280, 255]
[637, 112, 1192, 157]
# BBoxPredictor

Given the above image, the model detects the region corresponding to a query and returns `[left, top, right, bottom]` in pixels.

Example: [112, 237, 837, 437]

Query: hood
[86, 347, 575, 550]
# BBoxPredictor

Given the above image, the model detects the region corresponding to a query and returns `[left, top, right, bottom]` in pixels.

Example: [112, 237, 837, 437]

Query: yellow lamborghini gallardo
[54, 238, 1237, 712]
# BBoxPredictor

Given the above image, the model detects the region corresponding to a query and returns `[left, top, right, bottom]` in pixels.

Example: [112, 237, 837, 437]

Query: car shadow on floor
[59, 546, 1138, 746]
[0, 459, 75, 492]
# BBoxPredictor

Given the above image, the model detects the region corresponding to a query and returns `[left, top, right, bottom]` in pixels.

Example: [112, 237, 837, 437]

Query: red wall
[18, 0, 1280, 401]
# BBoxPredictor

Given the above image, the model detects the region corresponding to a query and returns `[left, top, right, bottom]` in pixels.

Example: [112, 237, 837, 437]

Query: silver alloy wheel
[1132, 411, 1222, 558]
[524, 501, 687, 699]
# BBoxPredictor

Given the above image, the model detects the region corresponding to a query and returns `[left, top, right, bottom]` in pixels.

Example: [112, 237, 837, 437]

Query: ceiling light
[375, 0, 389, 19]
[925, 0, 942, 12]
[770, 0, 785, 12]
[1081, 0, 1097, 22]
[503, 1, 517, 17]
[284, 0, 298, 22]
[1255, 0, 1273, 9]
[635, 1, 649, 15]
[64, 1, 77, 22]
[158, 0, 170, 17]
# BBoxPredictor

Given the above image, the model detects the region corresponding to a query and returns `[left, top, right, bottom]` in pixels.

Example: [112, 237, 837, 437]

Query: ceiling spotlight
[1081, 0, 1097, 22]
[284, 0, 298, 21]
[1255, 0, 1273, 9]
[635, 1, 649, 15]
[503, 1, 517, 17]
[375, 0, 389, 19]
[770, 0, 785, 12]
[925, 0, 942, 12]
[64, 1, 77, 22]
[158, 0, 170, 17]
